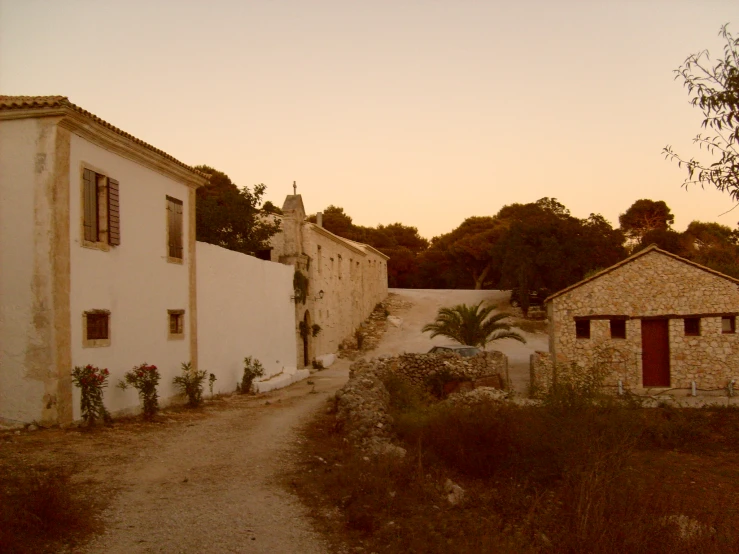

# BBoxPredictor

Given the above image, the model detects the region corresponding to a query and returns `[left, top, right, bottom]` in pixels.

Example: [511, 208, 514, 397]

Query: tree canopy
[194, 165, 281, 255]
[619, 199, 675, 244]
[664, 24, 739, 200]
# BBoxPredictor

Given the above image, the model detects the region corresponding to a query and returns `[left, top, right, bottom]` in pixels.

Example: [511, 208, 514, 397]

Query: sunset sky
[2, 0, 739, 239]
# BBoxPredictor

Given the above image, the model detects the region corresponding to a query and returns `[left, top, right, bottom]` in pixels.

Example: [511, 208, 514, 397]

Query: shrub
[172, 362, 207, 408]
[0, 467, 94, 552]
[208, 373, 217, 396]
[118, 363, 160, 420]
[238, 356, 264, 394]
[70, 364, 111, 425]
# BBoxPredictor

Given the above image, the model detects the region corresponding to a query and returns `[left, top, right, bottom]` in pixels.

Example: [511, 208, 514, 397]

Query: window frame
[610, 319, 626, 339]
[81, 165, 120, 250]
[82, 310, 111, 348]
[168, 309, 185, 340]
[166, 196, 184, 263]
[575, 319, 591, 339]
[684, 317, 701, 337]
[722, 316, 736, 334]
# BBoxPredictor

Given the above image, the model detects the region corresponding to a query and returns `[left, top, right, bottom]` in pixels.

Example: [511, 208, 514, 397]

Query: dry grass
[0, 464, 101, 554]
[290, 389, 739, 553]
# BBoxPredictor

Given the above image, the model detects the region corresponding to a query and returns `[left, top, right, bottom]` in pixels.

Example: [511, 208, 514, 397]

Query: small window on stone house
[610, 319, 626, 339]
[722, 316, 736, 334]
[575, 320, 590, 339]
[317, 245, 322, 274]
[338, 255, 343, 279]
[684, 317, 701, 336]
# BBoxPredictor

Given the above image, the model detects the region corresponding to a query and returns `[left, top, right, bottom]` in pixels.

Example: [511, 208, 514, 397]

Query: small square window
[610, 319, 626, 339]
[684, 317, 701, 336]
[722, 316, 736, 334]
[83, 310, 110, 347]
[575, 320, 590, 339]
[168, 310, 185, 339]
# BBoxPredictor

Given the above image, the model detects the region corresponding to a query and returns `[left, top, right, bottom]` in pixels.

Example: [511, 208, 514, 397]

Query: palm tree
[422, 301, 526, 348]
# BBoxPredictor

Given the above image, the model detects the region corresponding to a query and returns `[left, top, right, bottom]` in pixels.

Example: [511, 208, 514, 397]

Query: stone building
[268, 193, 389, 366]
[543, 245, 739, 393]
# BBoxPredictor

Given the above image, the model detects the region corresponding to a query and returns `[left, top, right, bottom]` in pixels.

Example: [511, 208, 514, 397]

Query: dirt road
[80, 364, 349, 554]
[5, 289, 547, 553]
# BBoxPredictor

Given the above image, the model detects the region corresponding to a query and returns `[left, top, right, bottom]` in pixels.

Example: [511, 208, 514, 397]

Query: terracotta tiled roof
[0, 96, 207, 179]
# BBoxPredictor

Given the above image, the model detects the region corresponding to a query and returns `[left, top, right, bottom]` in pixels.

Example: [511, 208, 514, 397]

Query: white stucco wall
[68, 134, 194, 418]
[196, 241, 300, 393]
[0, 118, 50, 425]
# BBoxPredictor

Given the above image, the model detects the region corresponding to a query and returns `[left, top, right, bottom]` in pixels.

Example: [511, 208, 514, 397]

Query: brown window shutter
[108, 178, 120, 245]
[166, 196, 184, 259]
[175, 200, 183, 258]
[83, 169, 98, 241]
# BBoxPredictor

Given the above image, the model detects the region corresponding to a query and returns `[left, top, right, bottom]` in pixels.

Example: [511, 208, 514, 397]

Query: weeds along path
[81, 363, 351, 554]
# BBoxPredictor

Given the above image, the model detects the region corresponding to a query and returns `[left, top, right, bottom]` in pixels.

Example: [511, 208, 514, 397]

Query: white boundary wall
[196, 242, 305, 394]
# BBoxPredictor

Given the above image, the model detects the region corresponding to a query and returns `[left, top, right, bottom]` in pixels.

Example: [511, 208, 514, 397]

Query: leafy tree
[618, 199, 675, 244]
[494, 200, 626, 314]
[422, 302, 526, 347]
[194, 165, 280, 255]
[680, 220, 739, 277]
[261, 200, 283, 215]
[633, 229, 684, 254]
[664, 24, 739, 200]
[424, 217, 501, 290]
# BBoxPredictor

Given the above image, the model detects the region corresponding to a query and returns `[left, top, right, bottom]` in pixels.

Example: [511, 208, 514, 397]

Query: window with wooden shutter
[83, 168, 99, 242]
[167, 196, 184, 261]
[107, 178, 120, 245]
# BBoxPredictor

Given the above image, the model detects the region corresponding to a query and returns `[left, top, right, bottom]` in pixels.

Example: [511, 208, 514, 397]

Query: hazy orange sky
[2, 0, 739, 239]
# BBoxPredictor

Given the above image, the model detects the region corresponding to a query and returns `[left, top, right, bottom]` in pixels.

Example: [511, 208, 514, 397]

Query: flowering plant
[71, 364, 111, 425]
[118, 363, 160, 420]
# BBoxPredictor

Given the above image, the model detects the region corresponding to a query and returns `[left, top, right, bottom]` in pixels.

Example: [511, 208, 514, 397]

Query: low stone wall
[530, 351, 554, 398]
[352, 351, 508, 388]
[335, 351, 509, 452]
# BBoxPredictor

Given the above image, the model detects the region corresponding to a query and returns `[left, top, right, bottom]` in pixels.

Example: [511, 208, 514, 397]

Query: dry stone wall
[335, 351, 509, 451]
[549, 248, 739, 393]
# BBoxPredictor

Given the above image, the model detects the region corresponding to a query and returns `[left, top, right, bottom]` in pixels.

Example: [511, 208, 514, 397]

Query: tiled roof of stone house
[0, 95, 207, 180]
[545, 244, 739, 304]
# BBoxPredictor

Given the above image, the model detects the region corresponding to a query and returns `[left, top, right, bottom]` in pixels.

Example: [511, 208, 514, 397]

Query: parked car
[428, 345, 481, 357]
[509, 288, 549, 308]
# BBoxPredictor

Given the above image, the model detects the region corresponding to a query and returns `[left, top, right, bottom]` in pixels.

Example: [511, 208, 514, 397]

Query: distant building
[269, 194, 389, 366]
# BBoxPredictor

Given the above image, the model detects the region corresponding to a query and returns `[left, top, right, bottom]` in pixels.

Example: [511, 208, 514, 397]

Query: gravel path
[81, 363, 350, 554]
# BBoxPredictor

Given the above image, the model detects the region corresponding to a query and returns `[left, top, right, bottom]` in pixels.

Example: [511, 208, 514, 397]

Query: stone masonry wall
[335, 351, 509, 450]
[550, 249, 739, 392]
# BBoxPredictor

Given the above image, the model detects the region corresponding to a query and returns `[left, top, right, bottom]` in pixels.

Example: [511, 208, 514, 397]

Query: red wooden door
[641, 319, 670, 387]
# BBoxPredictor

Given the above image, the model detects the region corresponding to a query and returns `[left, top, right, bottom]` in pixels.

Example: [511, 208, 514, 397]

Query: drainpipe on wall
[316, 212, 323, 228]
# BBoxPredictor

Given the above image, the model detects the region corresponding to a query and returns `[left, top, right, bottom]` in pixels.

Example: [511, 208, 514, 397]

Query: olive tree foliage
[664, 24, 739, 200]
[194, 165, 281, 255]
